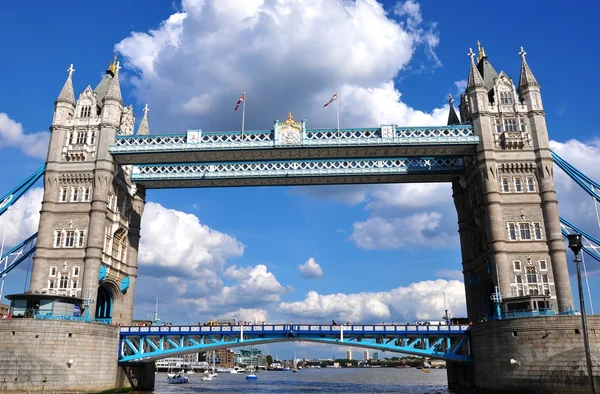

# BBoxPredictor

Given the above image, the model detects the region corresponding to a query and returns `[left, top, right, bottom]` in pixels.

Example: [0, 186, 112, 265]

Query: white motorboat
[200, 372, 213, 381]
[167, 373, 189, 384]
[231, 366, 245, 374]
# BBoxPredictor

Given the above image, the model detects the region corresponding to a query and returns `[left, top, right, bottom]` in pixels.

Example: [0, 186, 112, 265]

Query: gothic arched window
[59, 273, 69, 289]
[499, 91, 513, 105]
[80, 105, 91, 118]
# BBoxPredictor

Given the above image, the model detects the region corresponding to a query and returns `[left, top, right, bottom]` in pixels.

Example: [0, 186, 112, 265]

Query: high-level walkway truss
[110, 124, 478, 188]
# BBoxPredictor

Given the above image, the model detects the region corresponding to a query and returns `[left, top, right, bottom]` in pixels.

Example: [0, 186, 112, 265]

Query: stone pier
[448, 316, 600, 393]
[0, 319, 155, 393]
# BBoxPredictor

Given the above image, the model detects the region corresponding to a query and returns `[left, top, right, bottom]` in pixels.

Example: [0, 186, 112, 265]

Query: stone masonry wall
[0, 319, 124, 393]
[470, 316, 600, 393]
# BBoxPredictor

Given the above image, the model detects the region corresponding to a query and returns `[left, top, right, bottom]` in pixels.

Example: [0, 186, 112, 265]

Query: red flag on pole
[323, 93, 338, 108]
[234, 93, 245, 111]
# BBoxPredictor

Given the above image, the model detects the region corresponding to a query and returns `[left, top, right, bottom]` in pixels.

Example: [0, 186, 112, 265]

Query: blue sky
[1, 0, 600, 358]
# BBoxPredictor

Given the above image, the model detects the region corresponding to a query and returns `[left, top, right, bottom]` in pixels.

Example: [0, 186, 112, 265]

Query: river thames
[146, 368, 449, 393]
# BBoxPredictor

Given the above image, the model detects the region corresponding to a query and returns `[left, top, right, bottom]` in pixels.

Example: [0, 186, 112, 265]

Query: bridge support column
[118, 362, 155, 392]
[448, 316, 600, 393]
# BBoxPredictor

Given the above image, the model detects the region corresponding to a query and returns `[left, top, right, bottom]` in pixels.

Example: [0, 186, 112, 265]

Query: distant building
[234, 348, 264, 367]
[346, 350, 352, 360]
[363, 350, 370, 361]
[182, 353, 199, 363]
[208, 349, 235, 368]
[372, 352, 379, 360]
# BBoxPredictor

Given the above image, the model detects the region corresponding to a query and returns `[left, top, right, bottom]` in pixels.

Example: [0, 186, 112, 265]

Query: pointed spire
[105, 61, 122, 103]
[518, 46, 539, 90]
[447, 94, 461, 126]
[467, 48, 484, 89]
[56, 64, 76, 106]
[137, 104, 150, 135]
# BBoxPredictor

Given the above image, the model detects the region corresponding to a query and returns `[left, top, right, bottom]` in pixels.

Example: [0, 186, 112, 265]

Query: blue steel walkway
[119, 323, 471, 363]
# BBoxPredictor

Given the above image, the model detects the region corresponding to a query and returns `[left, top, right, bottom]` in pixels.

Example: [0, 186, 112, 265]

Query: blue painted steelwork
[110, 125, 478, 155]
[120, 276, 130, 293]
[0, 165, 45, 217]
[96, 286, 113, 322]
[0, 233, 37, 278]
[131, 157, 464, 183]
[560, 217, 600, 263]
[552, 152, 600, 202]
[98, 265, 107, 281]
[487, 308, 570, 321]
[118, 324, 471, 363]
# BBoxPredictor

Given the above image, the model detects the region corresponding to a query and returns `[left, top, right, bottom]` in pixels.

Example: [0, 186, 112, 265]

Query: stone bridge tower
[29, 59, 148, 325]
[451, 45, 574, 322]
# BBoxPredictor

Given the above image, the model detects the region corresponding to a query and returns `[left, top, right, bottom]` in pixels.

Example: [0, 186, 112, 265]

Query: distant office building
[363, 350, 370, 361]
[234, 348, 264, 367]
[346, 350, 352, 360]
[182, 353, 199, 363]
[372, 352, 379, 360]
[207, 349, 235, 368]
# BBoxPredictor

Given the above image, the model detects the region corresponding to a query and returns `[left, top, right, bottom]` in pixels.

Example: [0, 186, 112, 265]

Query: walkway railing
[110, 125, 478, 153]
[487, 308, 576, 321]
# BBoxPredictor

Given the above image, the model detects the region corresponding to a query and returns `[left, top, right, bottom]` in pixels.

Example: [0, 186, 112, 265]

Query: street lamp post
[567, 233, 596, 394]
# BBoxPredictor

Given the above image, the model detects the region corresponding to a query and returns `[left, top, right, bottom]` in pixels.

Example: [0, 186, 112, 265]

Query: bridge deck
[119, 324, 471, 363]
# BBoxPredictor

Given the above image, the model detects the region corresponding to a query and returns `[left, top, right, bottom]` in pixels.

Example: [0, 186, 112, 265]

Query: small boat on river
[167, 373, 189, 384]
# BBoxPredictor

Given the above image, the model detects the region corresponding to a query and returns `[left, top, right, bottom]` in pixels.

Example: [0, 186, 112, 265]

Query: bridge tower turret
[29, 58, 145, 325]
[453, 44, 574, 322]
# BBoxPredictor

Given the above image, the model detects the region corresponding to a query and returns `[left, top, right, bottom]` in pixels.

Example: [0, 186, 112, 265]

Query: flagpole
[241, 91, 246, 136]
[335, 89, 340, 136]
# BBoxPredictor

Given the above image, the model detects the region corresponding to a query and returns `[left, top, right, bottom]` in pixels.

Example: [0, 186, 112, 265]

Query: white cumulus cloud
[0, 113, 49, 159]
[349, 211, 456, 249]
[0, 187, 42, 249]
[550, 139, 600, 240]
[298, 257, 324, 279]
[219, 308, 269, 324]
[180, 264, 287, 313]
[277, 279, 465, 323]
[139, 201, 244, 278]
[116, 0, 448, 134]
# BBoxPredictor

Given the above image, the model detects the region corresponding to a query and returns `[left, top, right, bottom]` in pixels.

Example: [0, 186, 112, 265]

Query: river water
[146, 368, 450, 394]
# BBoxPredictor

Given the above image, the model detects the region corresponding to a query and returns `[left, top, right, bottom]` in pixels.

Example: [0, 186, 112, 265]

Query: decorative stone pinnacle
[468, 48, 475, 63]
[519, 46, 527, 61]
[143, 104, 149, 115]
[116, 61, 121, 74]
[476, 41, 486, 62]
[67, 64, 75, 77]
[108, 55, 118, 74]
[448, 94, 454, 105]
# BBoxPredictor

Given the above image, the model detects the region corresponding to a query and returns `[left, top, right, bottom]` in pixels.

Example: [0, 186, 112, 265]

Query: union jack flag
[323, 93, 338, 108]
[234, 93, 245, 111]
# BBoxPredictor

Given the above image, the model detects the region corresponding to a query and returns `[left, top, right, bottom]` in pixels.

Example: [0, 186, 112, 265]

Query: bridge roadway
[119, 323, 471, 363]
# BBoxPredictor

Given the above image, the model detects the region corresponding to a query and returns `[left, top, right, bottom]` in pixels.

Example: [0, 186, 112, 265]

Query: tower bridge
[1, 45, 600, 393]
